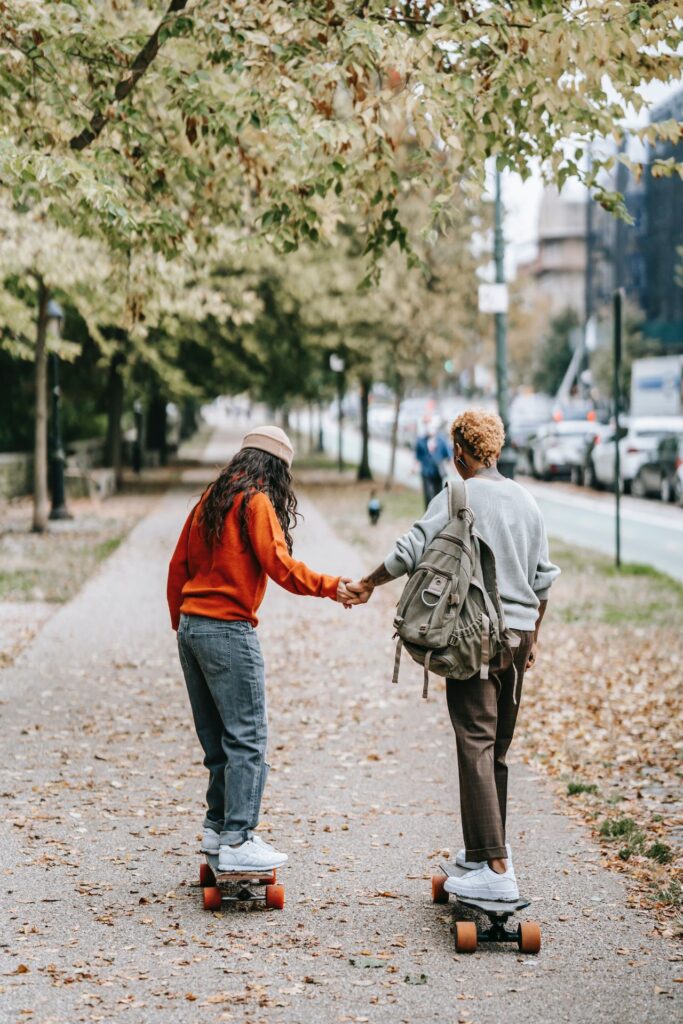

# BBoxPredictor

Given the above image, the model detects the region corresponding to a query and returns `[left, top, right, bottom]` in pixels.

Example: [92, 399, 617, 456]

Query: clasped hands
[336, 577, 374, 608]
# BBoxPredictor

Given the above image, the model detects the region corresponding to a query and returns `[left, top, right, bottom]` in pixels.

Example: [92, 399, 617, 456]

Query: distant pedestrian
[167, 426, 355, 873]
[415, 416, 451, 508]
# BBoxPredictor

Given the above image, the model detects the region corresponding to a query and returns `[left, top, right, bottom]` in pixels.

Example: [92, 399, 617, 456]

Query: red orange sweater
[167, 491, 340, 630]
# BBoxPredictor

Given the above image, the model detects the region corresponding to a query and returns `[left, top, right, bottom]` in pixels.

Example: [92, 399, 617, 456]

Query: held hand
[525, 641, 538, 671]
[337, 578, 357, 609]
[345, 579, 375, 605]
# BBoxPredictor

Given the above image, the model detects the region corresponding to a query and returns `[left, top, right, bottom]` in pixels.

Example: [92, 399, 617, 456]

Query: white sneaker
[252, 834, 278, 853]
[444, 863, 519, 902]
[217, 838, 288, 873]
[200, 827, 220, 854]
[455, 842, 513, 871]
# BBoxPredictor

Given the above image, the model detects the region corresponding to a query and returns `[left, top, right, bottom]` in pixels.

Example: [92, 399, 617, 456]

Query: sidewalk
[0, 429, 680, 1024]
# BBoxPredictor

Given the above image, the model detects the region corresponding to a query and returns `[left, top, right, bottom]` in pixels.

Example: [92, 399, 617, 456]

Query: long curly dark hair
[199, 447, 299, 553]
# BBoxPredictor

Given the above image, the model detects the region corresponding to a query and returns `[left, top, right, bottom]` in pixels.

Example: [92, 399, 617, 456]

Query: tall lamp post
[478, 167, 516, 478]
[493, 168, 516, 478]
[47, 299, 71, 521]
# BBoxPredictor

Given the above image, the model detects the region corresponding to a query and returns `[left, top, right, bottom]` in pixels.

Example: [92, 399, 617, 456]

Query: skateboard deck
[198, 853, 285, 911]
[431, 863, 541, 954]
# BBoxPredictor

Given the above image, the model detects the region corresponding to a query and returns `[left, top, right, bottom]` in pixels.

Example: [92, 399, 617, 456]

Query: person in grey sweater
[347, 410, 560, 901]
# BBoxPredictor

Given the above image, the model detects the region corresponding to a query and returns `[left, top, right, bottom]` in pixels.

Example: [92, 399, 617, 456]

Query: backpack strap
[392, 638, 403, 685]
[447, 477, 467, 520]
[423, 650, 432, 699]
[480, 613, 490, 680]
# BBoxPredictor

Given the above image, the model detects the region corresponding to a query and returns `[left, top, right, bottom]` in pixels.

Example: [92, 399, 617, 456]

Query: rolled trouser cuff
[219, 828, 252, 846]
[466, 845, 508, 861]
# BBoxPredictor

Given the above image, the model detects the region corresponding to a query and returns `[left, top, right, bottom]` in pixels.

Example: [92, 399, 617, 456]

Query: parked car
[631, 434, 683, 502]
[508, 393, 554, 452]
[528, 420, 601, 480]
[589, 416, 683, 493]
[569, 424, 612, 486]
[671, 451, 683, 506]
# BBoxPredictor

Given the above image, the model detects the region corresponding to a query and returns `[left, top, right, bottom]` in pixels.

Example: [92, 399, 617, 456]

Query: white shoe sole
[217, 858, 287, 873]
[443, 877, 519, 902]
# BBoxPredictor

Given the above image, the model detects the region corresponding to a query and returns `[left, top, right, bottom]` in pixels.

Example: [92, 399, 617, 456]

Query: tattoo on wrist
[363, 565, 392, 588]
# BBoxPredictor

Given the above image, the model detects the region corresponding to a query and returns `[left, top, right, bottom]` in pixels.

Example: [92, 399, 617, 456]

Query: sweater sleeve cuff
[535, 587, 550, 601]
[324, 575, 341, 600]
[384, 553, 408, 579]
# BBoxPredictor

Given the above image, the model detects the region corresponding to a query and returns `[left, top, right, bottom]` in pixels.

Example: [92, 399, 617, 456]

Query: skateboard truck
[198, 854, 285, 912]
[431, 864, 541, 954]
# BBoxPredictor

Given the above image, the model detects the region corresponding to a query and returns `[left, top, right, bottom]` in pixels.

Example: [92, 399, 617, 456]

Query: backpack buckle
[421, 576, 446, 607]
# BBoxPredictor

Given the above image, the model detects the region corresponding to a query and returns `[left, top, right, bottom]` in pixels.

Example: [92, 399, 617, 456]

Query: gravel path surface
[1, 432, 680, 1024]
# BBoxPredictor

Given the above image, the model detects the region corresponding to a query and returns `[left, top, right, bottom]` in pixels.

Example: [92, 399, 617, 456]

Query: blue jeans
[177, 614, 269, 845]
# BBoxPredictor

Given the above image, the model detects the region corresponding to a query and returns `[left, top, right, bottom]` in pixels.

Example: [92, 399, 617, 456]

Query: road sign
[478, 283, 508, 314]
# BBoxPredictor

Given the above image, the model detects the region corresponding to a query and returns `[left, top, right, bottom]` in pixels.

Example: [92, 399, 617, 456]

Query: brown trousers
[446, 630, 535, 861]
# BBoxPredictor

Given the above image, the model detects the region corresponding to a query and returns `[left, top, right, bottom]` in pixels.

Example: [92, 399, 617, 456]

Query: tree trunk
[147, 393, 168, 466]
[316, 402, 324, 452]
[105, 354, 125, 489]
[308, 403, 315, 453]
[180, 398, 198, 440]
[385, 378, 403, 491]
[357, 376, 373, 481]
[32, 280, 50, 532]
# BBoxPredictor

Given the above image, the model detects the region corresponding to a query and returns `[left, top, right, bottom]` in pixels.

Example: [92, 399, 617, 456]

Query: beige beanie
[240, 425, 294, 468]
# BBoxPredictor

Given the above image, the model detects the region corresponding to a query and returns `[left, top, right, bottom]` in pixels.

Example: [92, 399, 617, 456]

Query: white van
[631, 356, 683, 417]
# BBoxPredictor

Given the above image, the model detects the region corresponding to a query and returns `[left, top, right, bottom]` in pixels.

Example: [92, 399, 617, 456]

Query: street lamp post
[47, 300, 71, 521]
[613, 289, 623, 570]
[493, 168, 516, 479]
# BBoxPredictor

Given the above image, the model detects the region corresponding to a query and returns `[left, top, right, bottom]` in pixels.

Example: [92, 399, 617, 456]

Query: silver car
[529, 420, 601, 480]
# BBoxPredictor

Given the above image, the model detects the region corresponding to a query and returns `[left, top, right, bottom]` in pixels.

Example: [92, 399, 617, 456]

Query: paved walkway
[0, 430, 680, 1024]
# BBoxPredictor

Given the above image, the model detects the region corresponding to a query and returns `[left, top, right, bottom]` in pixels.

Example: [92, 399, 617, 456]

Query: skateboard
[198, 853, 285, 911]
[431, 864, 541, 954]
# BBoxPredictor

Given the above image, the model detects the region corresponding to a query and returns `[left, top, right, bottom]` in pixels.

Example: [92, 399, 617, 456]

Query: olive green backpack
[392, 478, 518, 698]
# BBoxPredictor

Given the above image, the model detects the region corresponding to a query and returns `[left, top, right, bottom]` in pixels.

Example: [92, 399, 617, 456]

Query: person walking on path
[348, 410, 560, 901]
[167, 426, 355, 873]
[414, 416, 451, 508]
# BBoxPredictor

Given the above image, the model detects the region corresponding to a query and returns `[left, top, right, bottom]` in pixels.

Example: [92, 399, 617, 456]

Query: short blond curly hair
[450, 410, 505, 467]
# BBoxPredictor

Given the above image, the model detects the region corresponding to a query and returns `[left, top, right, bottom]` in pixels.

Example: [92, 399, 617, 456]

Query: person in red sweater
[167, 426, 354, 872]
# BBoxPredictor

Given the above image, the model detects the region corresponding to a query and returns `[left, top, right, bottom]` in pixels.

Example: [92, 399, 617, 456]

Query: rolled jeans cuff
[219, 828, 252, 846]
[466, 845, 507, 861]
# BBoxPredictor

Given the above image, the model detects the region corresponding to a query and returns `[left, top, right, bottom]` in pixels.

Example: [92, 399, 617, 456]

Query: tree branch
[69, 0, 189, 151]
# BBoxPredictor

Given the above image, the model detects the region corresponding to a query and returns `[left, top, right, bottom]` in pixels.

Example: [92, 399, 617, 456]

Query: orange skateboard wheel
[265, 884, 285, 910]
[431, 875, 449, 904]
[202, 886, 222, 911]
[199, 862, 216, 887]
[517, 921, 541, 954]
[454, 921, 477, 953]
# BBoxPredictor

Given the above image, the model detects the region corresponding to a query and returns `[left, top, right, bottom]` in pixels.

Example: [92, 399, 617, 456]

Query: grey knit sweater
[384, 476, 560, 631]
